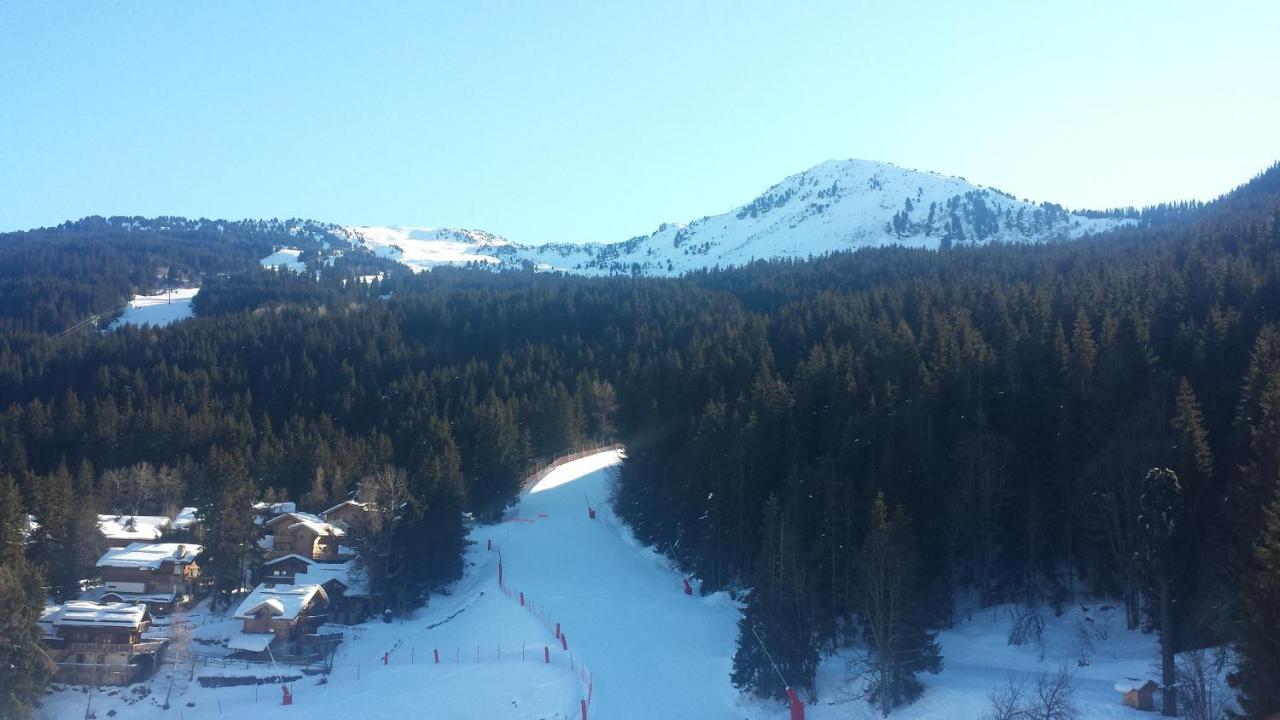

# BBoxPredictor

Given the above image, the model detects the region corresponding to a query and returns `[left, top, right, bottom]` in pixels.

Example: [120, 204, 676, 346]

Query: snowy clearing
[108, 288, 199, 329]
[260, 247, 306, 272]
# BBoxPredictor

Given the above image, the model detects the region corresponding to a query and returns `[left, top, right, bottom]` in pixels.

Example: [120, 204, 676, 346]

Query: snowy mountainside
[346, 160, 1134, 276]
[337, 225, 511, 269]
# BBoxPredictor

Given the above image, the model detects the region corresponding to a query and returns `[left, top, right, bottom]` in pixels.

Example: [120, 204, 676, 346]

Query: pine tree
[730, 492, 819, 701]
[0, 474, 52, 719]
[1137, 468, 1183, 717]
[194, 448, 257, 608]
[1237, 474, 1280, 719]
[30, 464, 81, 601]
[859, 493, 941, 716]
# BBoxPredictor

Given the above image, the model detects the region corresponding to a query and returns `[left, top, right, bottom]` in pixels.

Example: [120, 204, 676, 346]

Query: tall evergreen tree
[0, 474, 52, 720]
[1137, 467, 1183, 717]
[1236, 474, 1280, 720]
[859, 493, 941, 717]
[193, 448, 257, 608]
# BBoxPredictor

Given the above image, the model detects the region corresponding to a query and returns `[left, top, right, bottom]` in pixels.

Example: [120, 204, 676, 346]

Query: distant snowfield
[108, 288, 200, 329]
[345, 226, 504, 272]
[260, 247, 306, 272]
[39, 449, 1190, 719]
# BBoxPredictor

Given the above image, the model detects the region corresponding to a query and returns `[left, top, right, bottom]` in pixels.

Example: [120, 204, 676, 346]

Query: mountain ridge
[344, 159, 1134, 276]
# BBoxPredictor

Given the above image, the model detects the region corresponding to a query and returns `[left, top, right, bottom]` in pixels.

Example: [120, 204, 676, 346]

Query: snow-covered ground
[40, 449, 1190, 719]
[342, 226, 505, 271]
[109, 288, 199, 329]
[260, 247, 306, 272]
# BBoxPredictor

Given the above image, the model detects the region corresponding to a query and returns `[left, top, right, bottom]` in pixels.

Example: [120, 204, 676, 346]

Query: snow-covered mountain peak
[346, 160, 1133, 276]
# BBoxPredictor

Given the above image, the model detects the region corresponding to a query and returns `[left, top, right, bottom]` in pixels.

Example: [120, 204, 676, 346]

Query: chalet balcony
[66, 639, 166, 655]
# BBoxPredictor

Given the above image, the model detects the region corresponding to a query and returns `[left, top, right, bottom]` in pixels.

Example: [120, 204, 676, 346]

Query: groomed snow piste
[109, 288, 200, 329]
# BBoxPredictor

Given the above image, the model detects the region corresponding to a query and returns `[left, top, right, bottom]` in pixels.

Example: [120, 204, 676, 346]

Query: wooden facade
[41, 603, 166, 686]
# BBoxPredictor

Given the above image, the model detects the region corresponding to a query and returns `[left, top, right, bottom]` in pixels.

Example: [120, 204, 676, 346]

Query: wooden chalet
[97, 542, 203, 614]
[262, 512, 346, 562]
[230, 583, 330, 657]
[40, 602, 166, 685]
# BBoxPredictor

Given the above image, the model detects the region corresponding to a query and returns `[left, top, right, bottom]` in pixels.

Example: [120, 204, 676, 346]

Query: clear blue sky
[2, 2, 1277, 243]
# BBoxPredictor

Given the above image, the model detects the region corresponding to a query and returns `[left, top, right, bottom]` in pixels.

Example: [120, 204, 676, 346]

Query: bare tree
[1176, 649, 1229, 720]
[984, 666, 1079, 720]
[984, 676, 1031, 720]
[1030, 664, 1080, 720]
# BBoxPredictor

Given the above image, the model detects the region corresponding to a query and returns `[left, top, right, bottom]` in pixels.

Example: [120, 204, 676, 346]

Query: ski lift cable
[750, 624, 792, 692]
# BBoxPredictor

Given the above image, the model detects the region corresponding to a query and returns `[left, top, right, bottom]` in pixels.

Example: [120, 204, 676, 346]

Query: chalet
[97, 514, 170, 547]
[293, 558, 372, 625]
[230, 583, 329, 656]
[41, 602, 166, 685]
[1114, 677, 1158, 711]
[319, 500, 370, 534]
[262, 512, 346, 562]
[97, 542, 203, 614]
[261, 554, 316, 584]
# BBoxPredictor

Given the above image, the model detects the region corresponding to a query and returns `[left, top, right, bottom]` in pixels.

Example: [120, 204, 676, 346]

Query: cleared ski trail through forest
[472, 448, 746, 719]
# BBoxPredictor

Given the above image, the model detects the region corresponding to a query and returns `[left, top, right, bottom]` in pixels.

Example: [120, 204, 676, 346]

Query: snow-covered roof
[265, 511, 346, 537]
[97, 542, 202, 569]
[1114, 677, 1159, 693]
[227, 631, 274, 652]
[101, 590, 176, 604]
[171, 506, 200, 530]
[320, 500, 368, 518]
[295, 559, 370, 597]
[98, 514, 170, 541]
[234, 583, 328, 621]
[253, 501, 296, 515]
[39, 606, 60, 639]
[263, 553, 316, 567]
[50, 601, 149, 629]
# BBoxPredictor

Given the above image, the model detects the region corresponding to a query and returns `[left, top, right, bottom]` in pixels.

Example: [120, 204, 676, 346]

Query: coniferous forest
[2, 164, 1280, 718]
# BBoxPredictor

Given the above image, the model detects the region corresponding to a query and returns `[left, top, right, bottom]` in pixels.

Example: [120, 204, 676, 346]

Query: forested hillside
[2, 164, 1280, 717]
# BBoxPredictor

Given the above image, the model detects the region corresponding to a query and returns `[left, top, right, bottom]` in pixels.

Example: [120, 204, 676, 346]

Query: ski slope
[475, 449, 746, 719]
[108, 287, 199, 329]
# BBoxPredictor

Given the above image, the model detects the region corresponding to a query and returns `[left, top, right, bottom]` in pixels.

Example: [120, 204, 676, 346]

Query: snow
[39, 449, 1184, 720]
[234, 584, 327, 621]
[320, 500, 367, 518]
[97, 542, 202, 570]
[227, 631, 275, 652]
[347, 160, 1135, 278]
[1114, 677, 1157, 693]
[50, 601, 148, 629]
[265, 511, 346, 537]
[171, 506, 200, 531]
[109, 287, 199, 329]
[260, 247, 306, 272]
[344, 226, 507, 271]
[295, 559, 370, 597]
[97, 514, 170, 543]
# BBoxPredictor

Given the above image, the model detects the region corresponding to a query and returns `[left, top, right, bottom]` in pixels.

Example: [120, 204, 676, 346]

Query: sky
[1, 1, 1278, 244]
